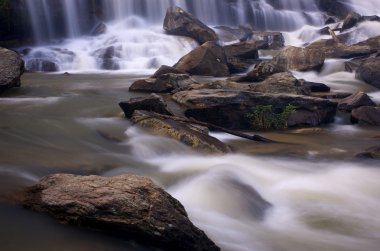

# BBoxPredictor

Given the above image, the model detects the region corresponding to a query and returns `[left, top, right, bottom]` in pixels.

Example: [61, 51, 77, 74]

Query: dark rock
[250, 72, 310, 95]
[119, 94, 173, 118]
[338, 92, 376, 112]
[93, 46, 121, 70]
[232, 61, 284, 82]
[174, 41, 230, 77]
[325, 17, 337, 25]
[226, 57, 259, 74]
[299, 80, 331, 92]
[19, 173, 221, 251]
[351, 106, 380, 126]
[316, 0, 351, 19]
[151, 65, 187, 78]
[356, 56, 380, 89]
[179, 80, 250, 92]
[341, 12, 363, 31]
[172, 89, 337, 130]
[91, 22, 107, 36]
[318, 27, 331, 35]
[131, 110, 231, 154]
[271, 46, 325, 71]
[355, 35, 380, 52]
[129, 74, 196, 93]
[345, 55, 370, 72]
[250, 32, 285, 49]
[0, 47, 24, 94]
[311, 92, 352, 100]
[163, 6, 217, 44]
[363, 15, 380, 22]
[223, 41, 265, 59]
[214, 25, 254, 43]
[356, 146, 380, 159]
[307, 40, 375, 59]
[26, 59, 58, 72]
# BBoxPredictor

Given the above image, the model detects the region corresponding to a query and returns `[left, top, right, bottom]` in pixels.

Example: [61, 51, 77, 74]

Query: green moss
[247, 104, 296, 130]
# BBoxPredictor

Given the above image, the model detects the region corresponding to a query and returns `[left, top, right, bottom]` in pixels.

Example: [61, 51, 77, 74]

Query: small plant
[247, 104, 296, 130]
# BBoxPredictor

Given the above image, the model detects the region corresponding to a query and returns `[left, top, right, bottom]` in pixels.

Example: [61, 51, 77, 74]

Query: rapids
[1, 0, 380, 251]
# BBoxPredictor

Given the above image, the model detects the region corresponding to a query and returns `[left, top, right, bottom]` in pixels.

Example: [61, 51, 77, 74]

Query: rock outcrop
[163, 6, 217, 44]
[119, 94, 173, 118]
[20, 173, 220, 251]
[0, 47, 24, 94]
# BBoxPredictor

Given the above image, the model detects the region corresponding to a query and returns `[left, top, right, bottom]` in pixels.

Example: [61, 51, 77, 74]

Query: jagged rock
[250, 32, 285, 49]
[174, 41, 230, 77]
[351, 106, 380, 126]
[338, 92, 376, 112]
[26, 58, 58, 72]
[231, 61, 284, 82]
[163, 6, 217, 44]
[356, 56, 380, 89]
[151, 65, 187, 78]
[249, 72, 310, 95]
[271, 46, 325, 71]
[19, 173, 220, 251]
[356, 146, 380, 159]
[0, 47, 24, 94]
[131, 110, 231, 154]
[172, 89, 337, 130]
[130, 74, 196, 93]
[341, 12, 363, 31]
[307, 40, 375, 59]
[119, 94, 173, 118]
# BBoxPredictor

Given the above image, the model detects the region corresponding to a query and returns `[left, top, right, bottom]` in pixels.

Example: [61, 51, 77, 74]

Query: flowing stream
[1, 0, 380, 251]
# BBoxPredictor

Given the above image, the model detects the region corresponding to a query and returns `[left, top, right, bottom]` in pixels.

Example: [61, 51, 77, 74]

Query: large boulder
[315, 0, 351, 19]
[223, 41, 264, 59]
[356, 56, 380, 89]
[249, 72, 310, 95]
[119, 94, 173, 118]
[355, 35, 380, 52]
[129, 74, 197, 93]
[19, 173, 220, 251]
[0, 47, 24, 94]
[271, 46, 325, 71]
[26, 58, 58, 72]
[163, 6, 217, 44]
[131, 110, 232, 154]
[151, 65, 187, 78]
[351, 106, 380, 126]
[307, 40, 375, 59]
[338, 92, 376, 112]
[172, 89, 337, 130]
[174, 41, 230, 77]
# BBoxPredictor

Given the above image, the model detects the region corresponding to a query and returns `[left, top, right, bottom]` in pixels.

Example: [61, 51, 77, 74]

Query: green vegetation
[247, 104, 296, 130]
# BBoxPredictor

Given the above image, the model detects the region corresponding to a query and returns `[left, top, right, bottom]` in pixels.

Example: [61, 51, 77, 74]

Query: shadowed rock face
[0, 47, 24, 94]
[19, 174, 221, 251]
[356, 56, 380, 89]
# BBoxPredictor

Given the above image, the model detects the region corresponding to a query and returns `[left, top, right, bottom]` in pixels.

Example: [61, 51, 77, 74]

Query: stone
[26, 58, 58, 72]
[226, 57, 259, 74]
[174, 41, 230, 77]
[341, 12, 363, 31]
[129, 74, 196, 93]
[119, 94, 173, 118]
[19, 173, 220, 251]
[94, 46, 121, 70]
[250, 32, 285, 49]
[271, 46, 325, 71]
[356, 56, 380, 89]
[91, 22, 107, 36]
[163, 6, 217, 44]
[249, 72, 311, 95]
[172, 89, 337, 130]
[232, 61, 284, 82]
[351, 106, 380, 126]
[338, 92, 376, 112]
[315, 0, 351, 19]
[131, 110, 232, 154]
[356, 146, 380, 159]
[223, 41, 265, 59]
[214, 25, 254, 43]
[299, 80, 331, 92]
[0, 47, 24, 94]
[151, 65, 187, 78]
[355, 35, 380, 52]
[307, 40, 375, 59]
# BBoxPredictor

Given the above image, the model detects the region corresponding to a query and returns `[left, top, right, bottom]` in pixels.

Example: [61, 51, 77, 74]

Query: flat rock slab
[19, 174, 220, 251]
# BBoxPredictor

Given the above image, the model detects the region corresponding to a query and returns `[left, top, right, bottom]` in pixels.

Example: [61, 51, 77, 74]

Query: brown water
[0, 73, 380, 251]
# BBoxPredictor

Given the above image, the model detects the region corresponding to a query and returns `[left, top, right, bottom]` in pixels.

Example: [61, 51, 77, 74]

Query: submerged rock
[20, 173, 220, 251]
[174, 41, 230, 77]
[131, 110, 232, 154]
[0, 47, 24, 94]
[119, 94, 173, 118]
[356, 146, 380, 159]
[163, 6, 217, 44]
[172, 89, 337, 130]
[271, 46, 325, 71]
[129, 74, 196, 93]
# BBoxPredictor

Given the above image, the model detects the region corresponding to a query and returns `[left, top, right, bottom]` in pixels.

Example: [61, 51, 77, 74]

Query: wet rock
[223, 41, 264, 59]
[356, 56, 380, 89]
[341, 12, 363, 31]
[130, 74, 196, 93]
[311, 92, 352, 100]
[163, 6, 217, 44]
[214, 25, 254, 43]
[318, 27, 331, 35]
[174, 41, 230, 77]
[178, 79, 250, 92]
[91, 22, 107, 36]
[0, 47, 24, 94]
[356, 146, 380, 159]
[250, 72, 310, 95]
[172, 89, 337, 130]
[355, 35, 380, 52]
[316, 0, 351, 19]
[119, 94, 173, 118]
[325, 17, 337, 25]
[26, 58, 58, 72]
[232, 61, 284, 82]
[299, 80, 331, 93]
[100, 46, 120, 70]
[131, 110, 231, 154]
[151, 65, 187, 78]
[338, 92, 376, 112]
[271, 46, 325, 71]
[307, 40, 375, 59]
[351, 106, 380, 126]
[250, 32, 285, 49]
[226, 57, 259, 74]
[20, 173, 220, 251]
